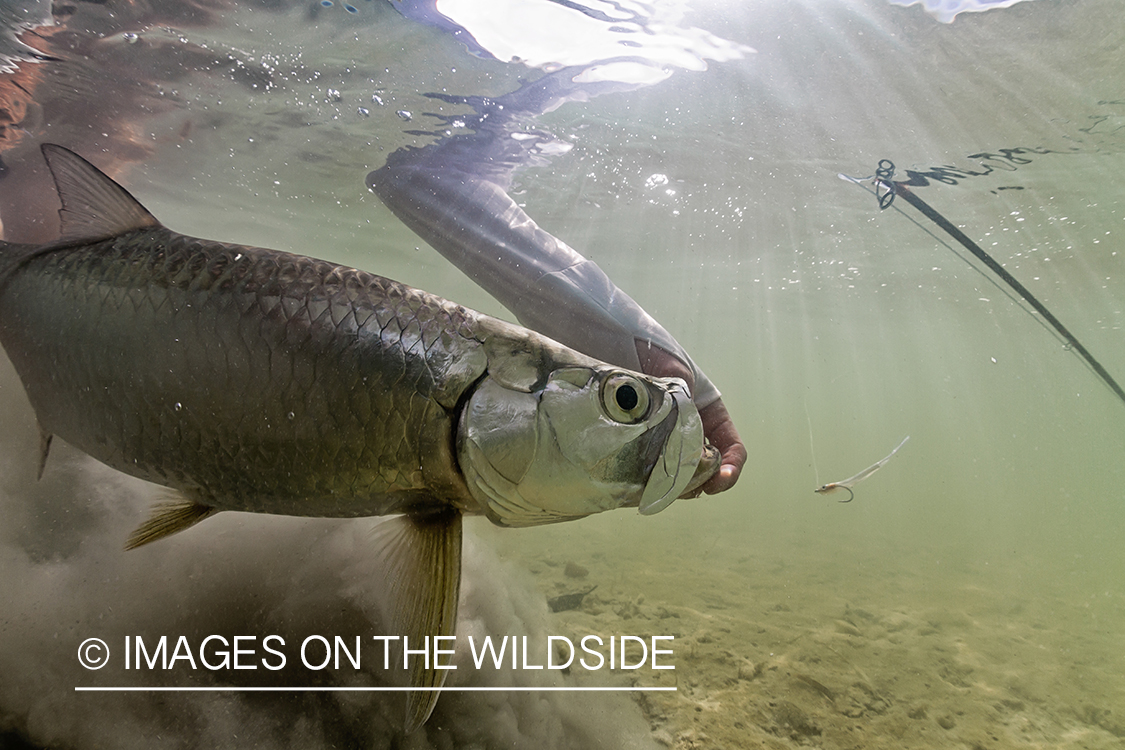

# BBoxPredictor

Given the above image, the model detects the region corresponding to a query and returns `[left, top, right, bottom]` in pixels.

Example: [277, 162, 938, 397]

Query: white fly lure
[815, 436, 910, 503]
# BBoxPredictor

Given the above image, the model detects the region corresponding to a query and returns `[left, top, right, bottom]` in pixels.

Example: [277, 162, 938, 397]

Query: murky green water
[1, 0, 1122, 747]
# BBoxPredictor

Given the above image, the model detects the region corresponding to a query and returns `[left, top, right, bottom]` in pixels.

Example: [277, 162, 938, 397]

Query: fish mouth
[637, 385, 714, 515]
[679, 443, 721, 498]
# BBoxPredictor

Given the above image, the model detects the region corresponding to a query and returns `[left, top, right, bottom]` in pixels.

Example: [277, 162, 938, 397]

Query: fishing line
[837, 172, 1065, 346]
[841, 161, 1125, 409]
[804, 398, 820, 488]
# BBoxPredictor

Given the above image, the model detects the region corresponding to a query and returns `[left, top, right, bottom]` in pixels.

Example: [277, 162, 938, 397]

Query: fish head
[457, 364, 719, 527]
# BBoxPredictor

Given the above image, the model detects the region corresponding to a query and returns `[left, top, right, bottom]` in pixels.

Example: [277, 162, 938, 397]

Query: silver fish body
[0, 145, 718, 731]
[0, 224, 712, 522]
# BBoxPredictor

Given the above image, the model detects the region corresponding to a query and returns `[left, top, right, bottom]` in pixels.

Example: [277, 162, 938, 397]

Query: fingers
[698, 398, 746, 495]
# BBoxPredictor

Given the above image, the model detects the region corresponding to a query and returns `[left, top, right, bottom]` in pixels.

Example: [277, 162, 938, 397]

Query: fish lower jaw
[680, 444, 721, 497]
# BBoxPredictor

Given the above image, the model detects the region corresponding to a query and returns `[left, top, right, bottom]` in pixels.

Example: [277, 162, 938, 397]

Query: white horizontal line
[75, 686, 676, 692]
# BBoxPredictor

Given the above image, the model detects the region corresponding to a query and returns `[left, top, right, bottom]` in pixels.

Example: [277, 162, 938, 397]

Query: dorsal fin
[40, 143, 161, 243]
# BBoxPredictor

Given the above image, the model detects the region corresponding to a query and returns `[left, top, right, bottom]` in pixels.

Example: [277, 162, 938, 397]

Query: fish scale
[1, 225, 475, 517]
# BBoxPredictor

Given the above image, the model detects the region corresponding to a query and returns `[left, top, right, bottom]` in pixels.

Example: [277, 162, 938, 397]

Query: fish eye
[601, 373, 651, 424]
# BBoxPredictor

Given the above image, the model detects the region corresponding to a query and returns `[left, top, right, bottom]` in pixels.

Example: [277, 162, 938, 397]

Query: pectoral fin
[125, 492, 216, 550]
[372, 509, 462, 733]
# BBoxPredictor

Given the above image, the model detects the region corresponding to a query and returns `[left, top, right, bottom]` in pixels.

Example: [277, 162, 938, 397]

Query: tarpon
[0, 144, 718, 730]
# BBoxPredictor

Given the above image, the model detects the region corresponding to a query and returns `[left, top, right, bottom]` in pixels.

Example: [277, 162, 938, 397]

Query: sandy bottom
[482, 518, 1125, 750]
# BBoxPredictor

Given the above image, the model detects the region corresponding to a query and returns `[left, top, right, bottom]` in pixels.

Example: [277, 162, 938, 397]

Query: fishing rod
[842, 159, 1125, 409]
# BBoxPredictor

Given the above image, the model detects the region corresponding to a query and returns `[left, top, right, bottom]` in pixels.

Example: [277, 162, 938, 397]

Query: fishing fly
[815, 436, 910, 503]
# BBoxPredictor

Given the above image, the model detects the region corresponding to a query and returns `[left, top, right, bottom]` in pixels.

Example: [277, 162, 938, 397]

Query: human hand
[634, 341, 745, 495]
[697, 398, 745, 494]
